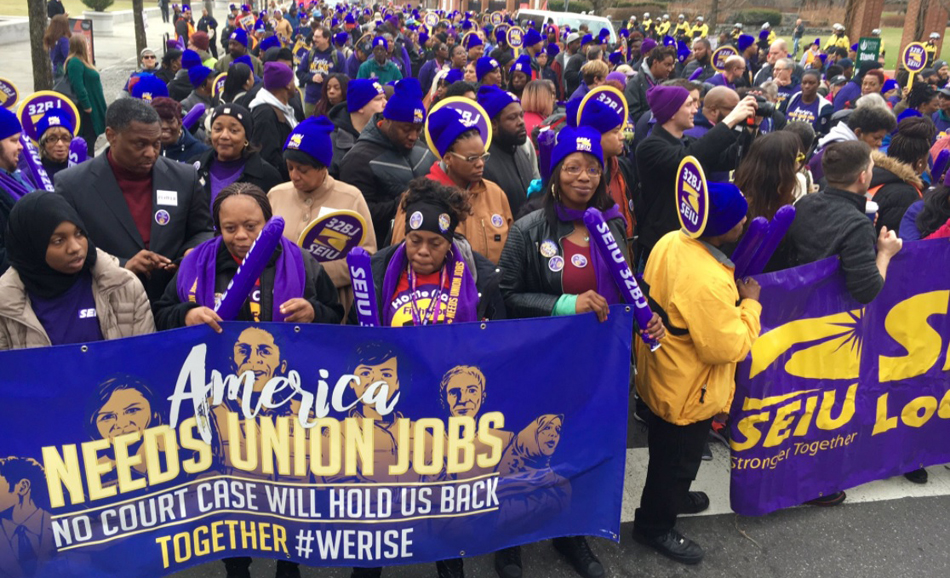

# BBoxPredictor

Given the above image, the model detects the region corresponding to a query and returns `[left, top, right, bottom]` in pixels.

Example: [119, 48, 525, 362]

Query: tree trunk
[709, 0, 720, 28]
[133, 0, 147, 57]
[28, 0, 52, 91]
[205, 0, 214, 18]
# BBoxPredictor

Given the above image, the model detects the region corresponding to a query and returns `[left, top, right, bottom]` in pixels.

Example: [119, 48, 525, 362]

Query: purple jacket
[419, 58, 445, 94]
[296, 46, 344, 104]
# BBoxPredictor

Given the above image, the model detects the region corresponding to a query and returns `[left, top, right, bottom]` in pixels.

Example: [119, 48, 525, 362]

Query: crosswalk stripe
[620, 445, 950, 522]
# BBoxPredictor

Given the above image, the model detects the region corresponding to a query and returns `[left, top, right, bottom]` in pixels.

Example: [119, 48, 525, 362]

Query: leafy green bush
[730, 9, 782, 28]
[82, 0, 115, 12]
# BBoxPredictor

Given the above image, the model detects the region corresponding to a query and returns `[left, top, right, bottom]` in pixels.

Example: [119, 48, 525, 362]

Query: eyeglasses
[795, 152, 806, 164]
[447, 151, 490, 163]
[142, 55, 156, 59]
[562, 165, 603, 178]
[44, 135, 72, 144]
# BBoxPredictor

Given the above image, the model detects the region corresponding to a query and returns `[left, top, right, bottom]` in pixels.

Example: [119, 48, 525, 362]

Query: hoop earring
[243, 140, 249, 148]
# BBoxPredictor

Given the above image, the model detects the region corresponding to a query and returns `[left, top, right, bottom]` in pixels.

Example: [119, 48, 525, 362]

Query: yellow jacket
[656, 21, 671, 36]
[824, 34, 850, 52]
[635, 232, 762, 425]
[674, 23, 691, 37]
[693, 24, 709, 38]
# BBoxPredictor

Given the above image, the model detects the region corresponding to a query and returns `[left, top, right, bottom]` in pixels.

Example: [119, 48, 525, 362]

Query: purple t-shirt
[29, 272, 103, 346]
[209, 158, 246, 207]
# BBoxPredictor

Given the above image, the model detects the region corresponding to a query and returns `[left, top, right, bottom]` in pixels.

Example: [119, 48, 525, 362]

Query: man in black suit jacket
[56, 99, 214, 302]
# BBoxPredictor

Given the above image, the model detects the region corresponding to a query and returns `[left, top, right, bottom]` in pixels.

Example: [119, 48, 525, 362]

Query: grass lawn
[0, 0, 137, 18]
[780, 26, 949, 71]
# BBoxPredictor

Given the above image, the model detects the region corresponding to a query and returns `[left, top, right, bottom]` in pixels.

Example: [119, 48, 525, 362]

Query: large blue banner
[0, 310, 633, 577]
[730, 239, 950, 515]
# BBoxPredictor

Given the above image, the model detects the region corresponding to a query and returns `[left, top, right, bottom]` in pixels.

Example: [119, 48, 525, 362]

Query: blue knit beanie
[578, 98, 622, 133]
[36, 109, 74, 138]
[476, 57, 499, 81]
[550, 126, 603, 173]
[347, 79, 385, 112]
[181, 49, 202, 70]
[284, 115, 335, 168]
[0, 107, 22, 141]
[476, 85, 518, 119]
[229, 28, 249, 47]
[427, 106, 476, 158]
[188, 65, 214, 88]
[510, 54, 531, 75]
[523, 27, 542, 48]
[130, 73, 170, 101]
[704, 181, 748, 237]
[383, 78, 426, 124]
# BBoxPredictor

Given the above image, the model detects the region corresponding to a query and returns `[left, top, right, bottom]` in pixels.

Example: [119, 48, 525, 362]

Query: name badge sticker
[157, 190, 178, 206]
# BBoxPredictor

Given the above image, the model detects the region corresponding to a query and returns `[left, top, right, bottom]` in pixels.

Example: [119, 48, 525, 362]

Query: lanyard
[407, 265, 447, 326]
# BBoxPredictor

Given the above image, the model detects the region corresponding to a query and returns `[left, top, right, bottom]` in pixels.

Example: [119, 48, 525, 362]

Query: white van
[514, 9, 617, 44]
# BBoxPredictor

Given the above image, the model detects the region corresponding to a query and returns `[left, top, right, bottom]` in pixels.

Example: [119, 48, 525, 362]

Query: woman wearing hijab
[390, 105, 512, 263]
[0, 191, 155, 350]
[497, 125, 664, 578]
[154, 181, 343, 330]
[194, 103, 282, 209]
[497, 414, 571, 527]
[268, 116, 377, 314]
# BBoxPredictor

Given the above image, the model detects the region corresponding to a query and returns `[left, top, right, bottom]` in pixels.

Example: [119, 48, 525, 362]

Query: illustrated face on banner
[352, 356, 400, 404]
[443, 368, 485, 417]
[232, 327, 287, 392]
[0, 474, 19, 513]
[94, 388, 154, 440]
[538, 418, 562, 456]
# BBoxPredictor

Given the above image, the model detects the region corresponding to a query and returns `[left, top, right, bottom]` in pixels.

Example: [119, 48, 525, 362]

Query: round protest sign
[0, 78, 18, 110]
[578, 85, 628, 130]
[212, 73, 228, 98]
[902, 42, 927, 72]
[507, 26, 525, 48]
[16, 91, 81, 143]
[298, 210, 368, 263]
[424, 12, 439, 28]
[425, 97, 493, 160]
[712, 45, 738, 72]
[490, 11, 504, 26]
[676, 156, 709, 238]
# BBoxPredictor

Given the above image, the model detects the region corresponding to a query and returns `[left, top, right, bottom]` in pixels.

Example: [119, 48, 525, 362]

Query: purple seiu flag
[729, 238, 950, 515]
[346, 246, 380, 326]
[17, 134, 54, 192]
[583, 207, 660, 351]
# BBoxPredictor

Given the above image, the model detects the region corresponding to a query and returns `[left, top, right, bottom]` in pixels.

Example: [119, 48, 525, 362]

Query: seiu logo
[79, 308, 97, 319]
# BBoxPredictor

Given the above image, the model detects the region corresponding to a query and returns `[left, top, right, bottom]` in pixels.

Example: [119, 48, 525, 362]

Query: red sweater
[107, 151, 153, 248]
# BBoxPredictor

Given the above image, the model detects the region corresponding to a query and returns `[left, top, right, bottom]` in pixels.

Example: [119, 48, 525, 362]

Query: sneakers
[709, 420, 730, 446]
[679, 491, 710, 515]
[350, 568, 383, 578]
[436, 558, 464, 578]
[805, 491, 847, 507]
[275, 561, 301, 578]
[633, 396, 650, 426]
[904, 468, 928, 484]
[552, 536, 605, 578]
[494, 546, 522, 578]
[632, 527, 704, 565]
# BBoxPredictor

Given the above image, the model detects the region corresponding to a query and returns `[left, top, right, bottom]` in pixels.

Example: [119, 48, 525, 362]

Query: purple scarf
[380, 241, 479, 326]
[176, 235, 306, 322]
[556, 203, 625, 305]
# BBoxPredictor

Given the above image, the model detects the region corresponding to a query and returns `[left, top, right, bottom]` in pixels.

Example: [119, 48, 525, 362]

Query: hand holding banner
[741, 205, 796, 277]
[732, 216, 768, 279]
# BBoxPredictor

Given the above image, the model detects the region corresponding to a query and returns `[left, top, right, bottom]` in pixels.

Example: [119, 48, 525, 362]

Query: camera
[752, 94, 775, 118]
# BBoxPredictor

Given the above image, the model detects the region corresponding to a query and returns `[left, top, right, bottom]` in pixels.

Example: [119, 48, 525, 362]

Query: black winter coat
[869, 153, 923, 235]
[337, 114, 436, 243]
[327, 101, 359, 179]
[250, 103, 295, 182]
[153, 240, 343, 329]
[194, 150, 283, 201]
[499, 208, 629, 319]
